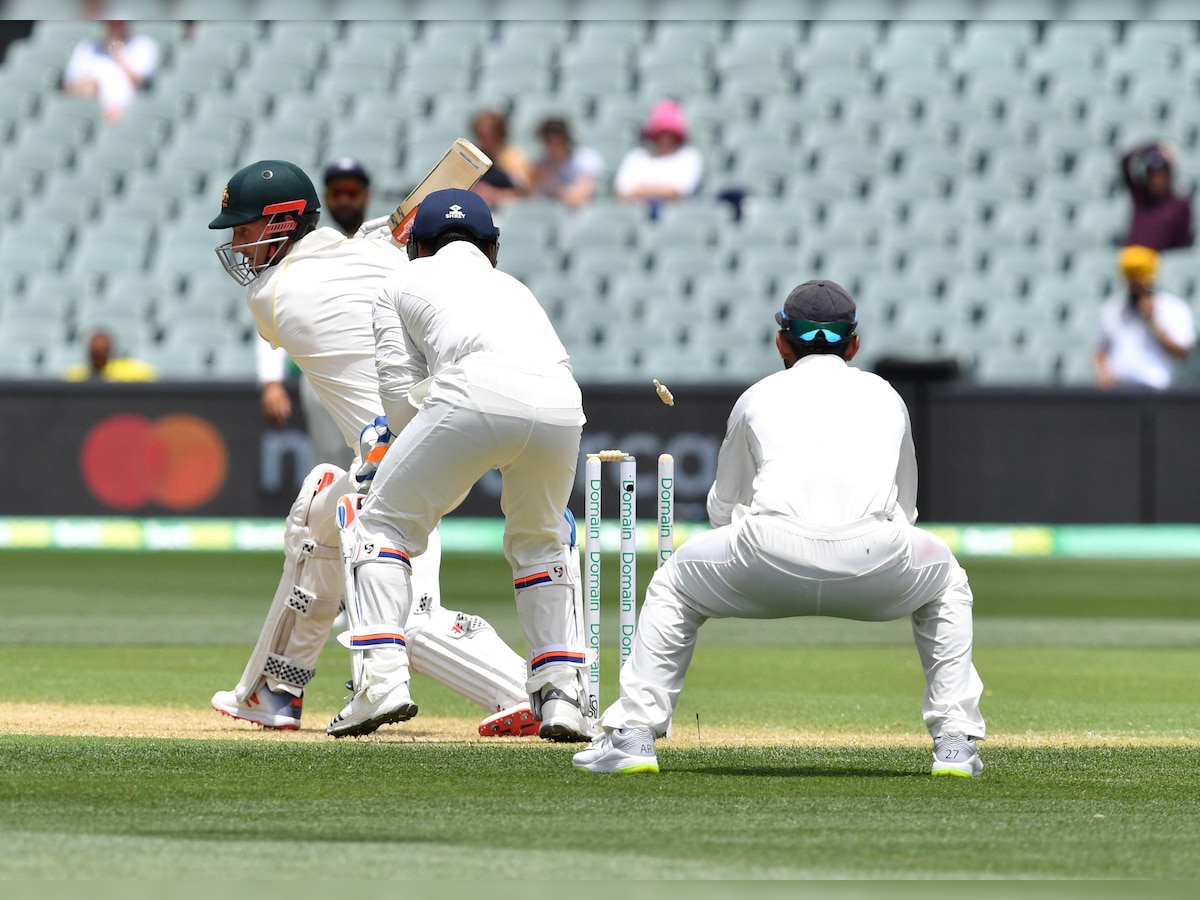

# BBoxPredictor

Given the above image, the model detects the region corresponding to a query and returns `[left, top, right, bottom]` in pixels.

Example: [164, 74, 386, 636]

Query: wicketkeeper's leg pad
[233, 464, 347, 702]
[514, 549, 589, 699]
[340, 540, 417, 695]
[407, 605, 528, 713]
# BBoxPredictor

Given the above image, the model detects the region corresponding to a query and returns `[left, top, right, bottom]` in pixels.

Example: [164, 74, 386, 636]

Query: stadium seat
[728, 200, 806, 248]
[134, 339, 209, 380]
[1027, 25, 1111, 77]
[799, 68, 877, 115]
[723, 139, 803, 197]
[957, 20, 1035, 54]
[0, 300, 70, 352]
[725, 20, 803, 58]
[558, 53, 634, 98]
[478, 45, 555, 102]
[508, 94, 591, 147]
[590, 95, 652, 144]
[713, 63, 796, 113]
[731, 244, 810, 296]
[651, 244, 729, 288]
[905, 201, 980, 248]
[639, 60, 718, 107]
[397, 58, 476, 103]
[647, 21, 723, 55]
[970, 343, 1056, 384]
[1121, 20, 1194, 63]
[573, 21, 647, 54]
[502, 243, 564, 285]
[640, 200, 720, 250]
[557, 199, 642, 251]
[417, 21, 494, 55]
[715, 40, 794, 97]
[801, 21, 880, 72]
[496, 199, 561, 251]
[884, 20, 959, 50]
[494, 20, 569, 48]
[0, 341, 41, 378]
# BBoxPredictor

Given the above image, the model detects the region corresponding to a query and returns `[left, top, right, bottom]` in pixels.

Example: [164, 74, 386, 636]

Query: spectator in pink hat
[613, 99, 704, 215]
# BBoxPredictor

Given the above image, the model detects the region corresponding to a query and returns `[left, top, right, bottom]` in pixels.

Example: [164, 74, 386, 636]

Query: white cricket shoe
[211, 684, 303, 730]
[533, 686, 594, 743]
[572, 726, 659, 774]
[931, 733, 983, 777]
[326, 681, 418, 738]
[478, 703, 540, 737]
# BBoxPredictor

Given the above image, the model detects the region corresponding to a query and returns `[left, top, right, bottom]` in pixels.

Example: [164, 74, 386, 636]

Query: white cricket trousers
[599, 510, 985, 740]
[354, 361, 585, 696]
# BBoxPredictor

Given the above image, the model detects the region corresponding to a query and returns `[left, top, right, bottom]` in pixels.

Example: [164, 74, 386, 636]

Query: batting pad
[234, 464, 346, 702]
[408, 606, 528, 712]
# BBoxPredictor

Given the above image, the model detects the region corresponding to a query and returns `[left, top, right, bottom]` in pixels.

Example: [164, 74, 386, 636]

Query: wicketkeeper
[327, 189, 594, 743]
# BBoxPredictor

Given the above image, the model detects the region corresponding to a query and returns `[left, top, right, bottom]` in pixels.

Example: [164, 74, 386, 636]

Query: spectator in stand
[62, 18, 159, 124]
[64, 330, 155, 382]
[1120, 141, 1194, 252]
[529, 117, 604, 210]
[470, 109, 533, 208]
[1094, 245, 1196, 390]
[613, 99, 703, 217]
[322, 157, 373, 237]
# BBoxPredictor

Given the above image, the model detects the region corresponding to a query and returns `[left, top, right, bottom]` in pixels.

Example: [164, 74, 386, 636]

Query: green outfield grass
[1, 549, 1199, 879]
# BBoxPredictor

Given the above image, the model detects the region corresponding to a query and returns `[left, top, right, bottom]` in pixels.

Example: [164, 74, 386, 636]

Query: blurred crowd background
[2, 10, 1199, 389]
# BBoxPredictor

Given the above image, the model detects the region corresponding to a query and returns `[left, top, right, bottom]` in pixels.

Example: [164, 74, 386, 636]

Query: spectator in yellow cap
[1094, 246, 1196, 389]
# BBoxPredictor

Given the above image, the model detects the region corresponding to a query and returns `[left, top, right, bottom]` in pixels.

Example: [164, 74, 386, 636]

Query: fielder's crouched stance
[210, 462, 540, 737]
[573, 280, 986, 777]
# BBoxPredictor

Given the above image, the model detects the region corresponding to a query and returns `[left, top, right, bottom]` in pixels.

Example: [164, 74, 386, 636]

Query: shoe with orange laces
[211, 682, 303, 730]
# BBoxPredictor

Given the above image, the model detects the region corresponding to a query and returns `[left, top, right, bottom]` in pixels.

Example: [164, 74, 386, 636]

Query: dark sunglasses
[779, 312, 857, 343]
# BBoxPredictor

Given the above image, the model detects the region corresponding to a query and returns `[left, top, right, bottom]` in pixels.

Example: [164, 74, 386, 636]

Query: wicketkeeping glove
[354, 415, 393, 490]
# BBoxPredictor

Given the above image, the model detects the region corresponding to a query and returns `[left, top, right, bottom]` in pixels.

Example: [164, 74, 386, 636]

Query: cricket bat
[387, 138, 493, 248]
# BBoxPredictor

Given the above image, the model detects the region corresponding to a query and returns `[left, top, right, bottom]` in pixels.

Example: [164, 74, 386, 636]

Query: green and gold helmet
[209, 160, 320, 285]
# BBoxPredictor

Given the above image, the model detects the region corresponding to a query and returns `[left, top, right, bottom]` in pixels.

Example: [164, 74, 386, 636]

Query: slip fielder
[574, 280, 986, 776]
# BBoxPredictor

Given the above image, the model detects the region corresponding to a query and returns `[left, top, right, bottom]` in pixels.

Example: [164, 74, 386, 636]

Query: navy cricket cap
[775, 279, 858, 344]
[323, 157, 371, 186]
[410, 188, 499, 244]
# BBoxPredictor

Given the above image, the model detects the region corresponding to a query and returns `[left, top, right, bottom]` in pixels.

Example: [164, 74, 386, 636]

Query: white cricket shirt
[707, 355, 918, 528]
[372, 241, 583, 431]
[1096, 290, 1196, 389]
[246, 227, 404, 448]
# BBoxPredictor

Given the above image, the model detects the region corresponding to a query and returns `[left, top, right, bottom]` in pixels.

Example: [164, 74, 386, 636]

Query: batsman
[206, 158, 565, 738]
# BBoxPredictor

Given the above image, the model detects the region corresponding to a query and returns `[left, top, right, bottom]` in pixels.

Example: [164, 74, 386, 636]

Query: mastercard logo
[80, 413, 229, 511]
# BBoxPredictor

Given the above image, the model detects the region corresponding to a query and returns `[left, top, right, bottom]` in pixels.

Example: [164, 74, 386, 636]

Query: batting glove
[354, 416, 393, 490]
[354, 214, 393, 242]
